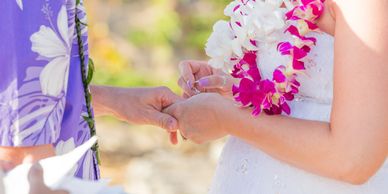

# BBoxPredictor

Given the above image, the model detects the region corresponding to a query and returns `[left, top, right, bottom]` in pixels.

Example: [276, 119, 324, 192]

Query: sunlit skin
[90, 85, 182, 144]
[2, 0, 388, 191]
[0, 85, 182, 193]
[166, 0, 388, 185]
[0, 86, 181, 166]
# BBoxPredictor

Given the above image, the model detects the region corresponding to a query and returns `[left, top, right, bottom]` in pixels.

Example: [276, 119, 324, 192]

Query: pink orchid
[285, 25, 317, 45]
[273, 66, 286, 83]
[219, 0, 325, 116]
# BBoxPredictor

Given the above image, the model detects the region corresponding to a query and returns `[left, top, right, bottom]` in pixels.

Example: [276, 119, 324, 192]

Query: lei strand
[75, 0, 101, 171]
[206, 0, 325, 116]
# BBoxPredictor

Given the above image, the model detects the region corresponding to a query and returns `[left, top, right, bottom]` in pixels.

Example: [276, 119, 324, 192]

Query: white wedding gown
[209, 32, 388, 194]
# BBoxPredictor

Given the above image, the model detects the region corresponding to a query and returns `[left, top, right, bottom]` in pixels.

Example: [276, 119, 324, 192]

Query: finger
[28, 164, 68, 194]
[178, 77, 194, 96]
[162, 103, 178, 116]
[178, 60, 208, 88]
[169, 131, 178, 145]
[28, 164, 45, 184]
[182, 93, 191, 99]
[196, 75, 229, 89]
[149, 111, 178, 132]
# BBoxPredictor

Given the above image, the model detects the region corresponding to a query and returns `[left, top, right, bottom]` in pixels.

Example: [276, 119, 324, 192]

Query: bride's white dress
[209, 32, 388, 194]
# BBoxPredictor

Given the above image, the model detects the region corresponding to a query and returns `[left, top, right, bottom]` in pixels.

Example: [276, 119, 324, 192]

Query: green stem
[75, 6, 101, 165]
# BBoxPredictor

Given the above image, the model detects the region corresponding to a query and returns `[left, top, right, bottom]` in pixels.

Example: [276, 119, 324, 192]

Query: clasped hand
[163, 60, 236, 144]
[93, 60, 234, 145]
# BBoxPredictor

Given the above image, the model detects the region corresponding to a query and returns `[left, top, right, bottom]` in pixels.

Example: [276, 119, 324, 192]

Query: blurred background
[85, 0, 230, 193]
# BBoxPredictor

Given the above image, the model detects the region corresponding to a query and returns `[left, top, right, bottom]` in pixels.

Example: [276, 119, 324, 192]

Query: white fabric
[2, 136, 127, 194]
[209, 32, 388, 194]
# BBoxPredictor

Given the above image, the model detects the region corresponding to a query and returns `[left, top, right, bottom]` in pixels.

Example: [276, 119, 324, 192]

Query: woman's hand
[91, 85, 183, 144]
[163, 93, 229, 144]
[178, 60, 235, 98]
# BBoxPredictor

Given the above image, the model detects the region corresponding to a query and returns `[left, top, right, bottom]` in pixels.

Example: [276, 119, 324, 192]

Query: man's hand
[163, 93, 229, 144]
[91, 86, 183, 144]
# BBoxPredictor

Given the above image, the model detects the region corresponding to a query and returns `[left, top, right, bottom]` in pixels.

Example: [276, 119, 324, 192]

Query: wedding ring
[186, 80, 191, 88]
[187, 80, 201, 94]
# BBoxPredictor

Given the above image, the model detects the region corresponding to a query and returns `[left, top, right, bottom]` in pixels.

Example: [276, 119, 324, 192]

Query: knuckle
[178, 60, 188, 68]
[156, 86, 171, 96]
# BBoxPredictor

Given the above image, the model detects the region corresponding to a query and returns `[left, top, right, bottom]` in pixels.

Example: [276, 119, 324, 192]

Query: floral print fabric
[0, 0, 99, 180]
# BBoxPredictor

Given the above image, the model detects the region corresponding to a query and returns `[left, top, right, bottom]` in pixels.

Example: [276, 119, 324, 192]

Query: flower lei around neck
[205, 0, 325, 115]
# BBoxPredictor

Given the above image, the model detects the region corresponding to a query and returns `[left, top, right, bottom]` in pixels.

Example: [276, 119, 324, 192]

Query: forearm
[218, 100, 385, 184]
[90, 85, 120, 117]
[0, 145, 55, 165]
[90, 85, 180, 131]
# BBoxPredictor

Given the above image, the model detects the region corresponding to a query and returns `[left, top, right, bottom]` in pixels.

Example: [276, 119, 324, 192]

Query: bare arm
[0, 145, 55, 165]
[222, 0, 388, 184]
[169, 0, 388, 185]
[0, 85, 182, 164]
[90, 85, 183, 144]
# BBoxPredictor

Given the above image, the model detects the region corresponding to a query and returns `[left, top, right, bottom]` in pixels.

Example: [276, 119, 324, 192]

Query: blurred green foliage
[87, 0, 230, 91]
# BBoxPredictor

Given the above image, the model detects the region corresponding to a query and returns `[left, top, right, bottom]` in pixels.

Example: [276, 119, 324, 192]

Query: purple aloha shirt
[0, 0, 99, 180]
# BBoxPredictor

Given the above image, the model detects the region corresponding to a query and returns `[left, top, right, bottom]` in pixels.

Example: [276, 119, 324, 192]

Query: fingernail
[168, 119, 176, 131]
[197, 78, 210, 87]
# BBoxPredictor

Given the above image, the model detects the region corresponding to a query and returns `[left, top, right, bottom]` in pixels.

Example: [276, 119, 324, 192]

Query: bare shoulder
[318, 0, 388, 37]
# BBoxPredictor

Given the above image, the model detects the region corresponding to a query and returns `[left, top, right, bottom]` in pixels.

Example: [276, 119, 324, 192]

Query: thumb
[196, 75, 229, 89]
[28, 164, 44, 185]
[149, 111, 178, 132]
[28, 164, 68, 194]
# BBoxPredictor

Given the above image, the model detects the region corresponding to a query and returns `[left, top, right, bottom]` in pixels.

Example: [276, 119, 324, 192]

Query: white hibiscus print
[56, 138, 78, 176]
[30, 5, 73, 97]
[16, 0, 23, 10]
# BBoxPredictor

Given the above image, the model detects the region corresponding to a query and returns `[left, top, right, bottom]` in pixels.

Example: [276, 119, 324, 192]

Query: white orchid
[229, 0, 286, 46]
[246, 0, 286, 43]
[30, 5, 73, 97]
[206, 0, 287, 72]
[205, 21, 241, 72]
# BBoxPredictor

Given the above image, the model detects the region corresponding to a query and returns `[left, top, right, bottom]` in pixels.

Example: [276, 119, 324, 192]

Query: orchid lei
[205, 0, 325, 115]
